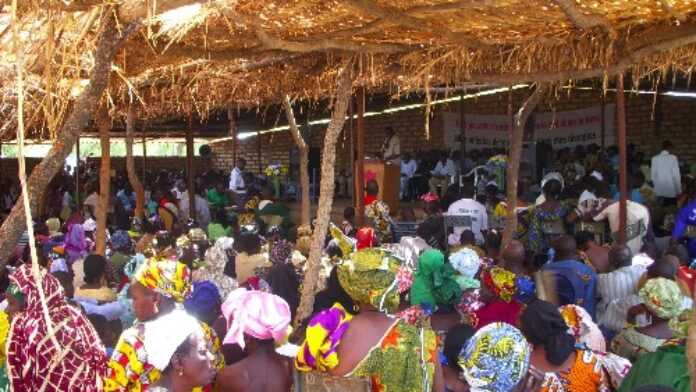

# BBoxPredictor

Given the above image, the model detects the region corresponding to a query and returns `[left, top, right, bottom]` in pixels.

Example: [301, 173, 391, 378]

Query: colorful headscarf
[560, 304, 606, 353]
[459, 322, 531, 392]
[639, 277, 683, 320]
[270, 239, 294, 265]
[7, 264, 106, 390]
[410, 249, 461, 310]
[184, 281, 222, 320]
[221, 288, 292, 350]
[329, 223, 355, 258]
[111, 230, 132, 252]
[134, 257, 192, 303]
[420, 192, 440, 203]
[337, 248, 401, 313]
[482, 267, 535, 303]
[450, 248, 482, 290]
[195, 237, 238, 299]
[296, 303, 353, 372]
[356, 227, 376, 250]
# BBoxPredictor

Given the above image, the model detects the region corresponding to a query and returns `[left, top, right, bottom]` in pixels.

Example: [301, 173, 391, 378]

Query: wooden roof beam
[555, 0, 611, 30]
[254, 27, 410, 54]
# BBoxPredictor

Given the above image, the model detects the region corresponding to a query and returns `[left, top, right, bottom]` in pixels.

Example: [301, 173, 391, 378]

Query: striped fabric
[597, 265, 646, 332]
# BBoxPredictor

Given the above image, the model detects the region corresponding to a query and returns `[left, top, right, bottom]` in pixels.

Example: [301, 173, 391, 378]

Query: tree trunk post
[354, 87, 366, 227]
[95, 106, 110, 256]
[141, 125, 147, 178]
[282, 95, 311, 226]
[294, 62, 353, 325]
[186, 117, 196, 222]
[0, 13, 140, 268]
[75, 135, 81, 209]
[126, 105, 145, 221]
[502, 85, 545, 248]
[616, 74, 628, 245]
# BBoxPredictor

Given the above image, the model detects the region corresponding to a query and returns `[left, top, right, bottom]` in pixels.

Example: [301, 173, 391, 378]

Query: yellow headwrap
[337, 249, 401, 312]
[134, 257, 192, 303]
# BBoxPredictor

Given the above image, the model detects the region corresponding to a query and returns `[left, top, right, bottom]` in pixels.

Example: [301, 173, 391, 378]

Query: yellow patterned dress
[105, 320, 223, 391]
[347, 319, 438, 392]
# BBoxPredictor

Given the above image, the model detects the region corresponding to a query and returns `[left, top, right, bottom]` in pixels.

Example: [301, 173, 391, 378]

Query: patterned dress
[541, 349, 630, 392]
[347, 320, 438, 392]
[365, 200, 394, 244]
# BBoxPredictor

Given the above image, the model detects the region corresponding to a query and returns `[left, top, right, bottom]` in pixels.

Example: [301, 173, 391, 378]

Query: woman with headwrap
[145, 309, 217, 391]
[559, 304, 606, 353]
[216, 289, 293, 392]
[184, 281, 222, 326]
[472, 267, 534, 329]
[296, 248, 442, 392]
[459, 322, 539, 392]
[527, 178, 573, 256]
[105, 257, 224, 392]
[65, 223, 88, 263]
[410, 249, 461, 311]
[520, 300, 630, 392]
[109, 230, 133, 287]
[6, 264, 107, 391]
[611, 277, 683, 362]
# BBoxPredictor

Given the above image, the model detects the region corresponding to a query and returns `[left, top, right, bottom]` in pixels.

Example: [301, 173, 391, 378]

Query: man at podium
[381, 127, 401, 165]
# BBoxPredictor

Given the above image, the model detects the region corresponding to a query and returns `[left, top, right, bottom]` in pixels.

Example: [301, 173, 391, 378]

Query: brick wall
[209, 87, 696, 174]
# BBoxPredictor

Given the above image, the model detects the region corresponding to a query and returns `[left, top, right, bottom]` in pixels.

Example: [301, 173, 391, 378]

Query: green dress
[347, 320, 438, 392]
[207, 189, 230, 209]
[618, 342, 691, 392]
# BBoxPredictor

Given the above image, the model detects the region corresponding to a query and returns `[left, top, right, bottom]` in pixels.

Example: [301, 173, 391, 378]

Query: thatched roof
[3, 0, 696, 140]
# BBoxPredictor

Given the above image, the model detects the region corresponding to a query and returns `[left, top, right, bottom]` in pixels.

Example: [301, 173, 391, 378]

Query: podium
[362, 159, 400, 214]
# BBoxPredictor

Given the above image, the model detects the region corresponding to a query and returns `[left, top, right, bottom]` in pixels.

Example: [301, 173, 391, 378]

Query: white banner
[442, 104, 615, 151]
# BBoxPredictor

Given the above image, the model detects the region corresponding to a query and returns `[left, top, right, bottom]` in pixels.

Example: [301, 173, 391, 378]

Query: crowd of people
[0, 137, 693, 391]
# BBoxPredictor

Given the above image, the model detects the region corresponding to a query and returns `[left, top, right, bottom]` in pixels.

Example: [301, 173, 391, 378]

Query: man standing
[447, 182, 487, 245]
[651, 140, 681, 205]
[400, 152, 417, 200]
[381, 127, 401, 166]
[229, 158, 247, 207]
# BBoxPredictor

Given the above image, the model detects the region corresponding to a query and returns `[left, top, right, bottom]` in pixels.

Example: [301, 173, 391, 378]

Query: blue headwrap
[111, 230, 132, 252]
[184, 281, 222, 320]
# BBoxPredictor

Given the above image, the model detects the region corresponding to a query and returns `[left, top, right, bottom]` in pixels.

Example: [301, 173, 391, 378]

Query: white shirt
[597, 264, 646, 331]
[401, 159, 417, 178]
[651, 150, 681, 198]
[431, 159, 457, 178]
[594, 200, 650, 255]
[178, 190, 191, 221]
[382, 135, 401, 165]
[195, 195, 212, 229]
[446, 198, 488, 244]
[229, 167, 246, 193]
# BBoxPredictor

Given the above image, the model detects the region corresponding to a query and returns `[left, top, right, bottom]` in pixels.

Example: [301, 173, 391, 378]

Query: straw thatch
[3, 0, 696, 139]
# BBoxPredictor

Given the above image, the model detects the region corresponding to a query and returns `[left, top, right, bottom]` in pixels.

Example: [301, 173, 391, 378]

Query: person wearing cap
[216, 289, 293, 392]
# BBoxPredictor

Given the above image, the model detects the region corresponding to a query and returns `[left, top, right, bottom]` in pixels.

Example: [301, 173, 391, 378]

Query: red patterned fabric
[7, 264, 107, 391]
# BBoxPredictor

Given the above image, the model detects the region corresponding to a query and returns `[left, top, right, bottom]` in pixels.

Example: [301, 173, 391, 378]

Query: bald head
[501, 240, 526, 274]
[552, 235, 577, 261]
[609, 245, 632, 269]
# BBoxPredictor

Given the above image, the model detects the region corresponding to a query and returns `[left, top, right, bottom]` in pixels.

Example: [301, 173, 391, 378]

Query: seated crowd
[0, 139, 693, 392]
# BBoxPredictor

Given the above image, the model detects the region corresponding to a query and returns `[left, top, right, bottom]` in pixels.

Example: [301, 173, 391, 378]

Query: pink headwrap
[420, 192, 440, 203]
[221, 288, 291, 349]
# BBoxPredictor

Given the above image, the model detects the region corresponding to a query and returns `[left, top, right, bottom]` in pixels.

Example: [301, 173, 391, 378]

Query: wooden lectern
[363, 159, 400, 214]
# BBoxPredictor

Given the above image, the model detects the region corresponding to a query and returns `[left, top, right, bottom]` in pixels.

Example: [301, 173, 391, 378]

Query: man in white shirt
[447, 183, 487, 245]
[228, 158, 247, 206]
[400, 152, 417, 200]
[651, 140, 681, 205]
[596, 245, 646, 333]
[429, 152, 457, 198]
[381, 127, 401, 166]
[593, 199, 651, 255]
[182, 187, 212, 229]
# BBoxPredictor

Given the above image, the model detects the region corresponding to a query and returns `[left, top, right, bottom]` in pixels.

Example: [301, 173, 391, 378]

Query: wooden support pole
[141, 125, 147, 178]
[227, 107, 237, 167]
[186, 117, 196, 223]
[126, 105, 145, 220]
[75, 135, 81, 210]
[283, 96, 311, 226]
[502, 85, 545, 247]
[600, 93, 606, 150]
[354, 87, 366, 226]
[257, 129, 262, 174]
[616, 74, 628, 245]
[459, 91, 466, 153]
[0, 12, 140, 267]
[95, 106, 110, 256]
[295, 62, 353, 325]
